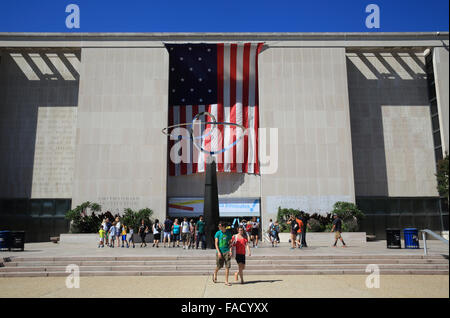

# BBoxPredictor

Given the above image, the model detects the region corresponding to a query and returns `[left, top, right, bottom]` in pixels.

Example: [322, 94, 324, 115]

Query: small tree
[331, 202, 364, 221]
[276, 207, 302, 232]
[330, 201, 364, 232]
[436, 153, 449, 209]
[122, 208, 154, 232]
[65, 202, 103, 233]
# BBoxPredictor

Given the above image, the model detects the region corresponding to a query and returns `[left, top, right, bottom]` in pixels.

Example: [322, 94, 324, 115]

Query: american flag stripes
[166, 43, 263, 176]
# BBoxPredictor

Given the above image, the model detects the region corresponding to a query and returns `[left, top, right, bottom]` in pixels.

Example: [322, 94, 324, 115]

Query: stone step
[1, 263, 448, 272]
[0, 269, 448, 277]
[4, 258, 448, 267]
[6, 254, 448, 262]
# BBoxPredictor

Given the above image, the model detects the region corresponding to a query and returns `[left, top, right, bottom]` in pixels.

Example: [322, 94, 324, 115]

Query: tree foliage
[121, 208, 154, 232]
[276, 201, 365, 233]
[436, 153, 449, 200]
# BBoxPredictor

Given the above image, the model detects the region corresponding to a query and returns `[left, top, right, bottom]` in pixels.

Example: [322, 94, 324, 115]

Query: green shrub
[276, 202, 364, 233]
[331, 201, 365, 222]
[307, 218, 325, 232]
[122, 208, 154, 232]
[65, 202, 103, 233]
[276, 207, 302, 233]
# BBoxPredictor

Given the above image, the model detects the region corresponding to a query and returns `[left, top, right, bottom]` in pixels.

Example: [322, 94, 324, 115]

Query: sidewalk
[0, 240, 448, 298]
[1, 240, 448, 258]
[0, 275, 448, 298]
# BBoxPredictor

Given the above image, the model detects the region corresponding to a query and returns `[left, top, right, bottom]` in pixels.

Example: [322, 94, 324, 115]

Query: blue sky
[0, 0, 448, 32]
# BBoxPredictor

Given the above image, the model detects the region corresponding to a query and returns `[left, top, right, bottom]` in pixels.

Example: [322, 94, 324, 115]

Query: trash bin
[9, 231, 25, 251]
[386, 228, 401, 249]
[0, 231, 11, 251]
[403, 228, 419, 249]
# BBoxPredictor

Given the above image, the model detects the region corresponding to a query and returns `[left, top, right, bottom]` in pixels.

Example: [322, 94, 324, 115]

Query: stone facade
[0, 33, 448, 241]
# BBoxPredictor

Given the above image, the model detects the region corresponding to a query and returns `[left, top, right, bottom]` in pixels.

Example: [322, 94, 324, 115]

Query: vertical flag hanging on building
[166, 43, 264, 176]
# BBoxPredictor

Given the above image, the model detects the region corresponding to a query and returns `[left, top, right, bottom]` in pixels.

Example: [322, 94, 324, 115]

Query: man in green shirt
[213, 222, 233, 286]
[195, 216, 206, 250]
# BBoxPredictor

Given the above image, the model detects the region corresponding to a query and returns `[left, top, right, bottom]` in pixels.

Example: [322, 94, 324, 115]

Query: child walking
[121, 225, 129, 248]
[109, 222, 117, 248]
[128, 226, 135, 248]
[98, 227, 105, 248]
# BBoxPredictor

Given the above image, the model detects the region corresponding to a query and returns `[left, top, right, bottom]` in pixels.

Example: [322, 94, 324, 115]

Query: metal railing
[420, 229, 449, 256]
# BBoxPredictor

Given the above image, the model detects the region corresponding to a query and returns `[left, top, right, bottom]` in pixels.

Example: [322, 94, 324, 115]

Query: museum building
[0, 32, 448, 241]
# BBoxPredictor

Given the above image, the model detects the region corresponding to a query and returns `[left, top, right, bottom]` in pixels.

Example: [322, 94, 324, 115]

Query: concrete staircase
[1, 254, 448, 277]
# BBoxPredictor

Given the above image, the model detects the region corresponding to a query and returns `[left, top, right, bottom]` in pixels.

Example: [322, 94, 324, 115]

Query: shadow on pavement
[241, 279, 283, 285]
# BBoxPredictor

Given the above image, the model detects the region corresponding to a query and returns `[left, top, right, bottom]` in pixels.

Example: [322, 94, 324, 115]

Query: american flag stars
[166, 43, 218, 106]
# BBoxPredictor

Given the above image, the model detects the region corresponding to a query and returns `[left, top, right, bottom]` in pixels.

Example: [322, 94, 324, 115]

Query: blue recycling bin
[403, 228, 419, 249]
[0, 231, 11, 250]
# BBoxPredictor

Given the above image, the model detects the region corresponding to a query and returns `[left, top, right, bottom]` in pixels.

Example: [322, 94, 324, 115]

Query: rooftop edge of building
[0, 32, 448, 48]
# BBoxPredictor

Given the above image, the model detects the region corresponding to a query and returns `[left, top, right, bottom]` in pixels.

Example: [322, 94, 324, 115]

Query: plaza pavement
[0, 240, 448, 258]
[0, 240, 448, 298]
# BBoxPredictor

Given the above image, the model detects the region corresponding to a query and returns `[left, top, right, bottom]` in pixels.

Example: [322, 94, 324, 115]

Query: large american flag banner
[166, 43, 263, 176]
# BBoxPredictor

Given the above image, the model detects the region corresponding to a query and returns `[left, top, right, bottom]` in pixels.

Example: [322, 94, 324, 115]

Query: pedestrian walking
[268, 219, 274, 246]
[98, 227, 106, 248]
[244, 220, 252, 240]
[152, 219, 161, 248]
[138, 219, 148, 247]
[272, 221, 280, 246]
[250, 217, 260, 248]
[172, 218, 181, 247]
[128, 226, 135, 248]
[104, 218, 111, 246]
[163, 217, 173, 248]
[195, 216, 206, 250]
[189, 219, 196, 249]
[300, 212, 311, 247]
[331, 214, 347, 248]
[212, 222, 233, 286]
[181, 217, 190, 250]
[121, 225, 128, 248]
[295, 216, 304, 248]
[115, 217, 121, 247]
[232, 226, 251, 284]
[109, 222, 117, 248]
[287, 215, 299, 249]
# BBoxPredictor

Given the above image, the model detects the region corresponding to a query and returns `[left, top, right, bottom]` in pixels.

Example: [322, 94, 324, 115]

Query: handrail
[420, 229, 449, 256]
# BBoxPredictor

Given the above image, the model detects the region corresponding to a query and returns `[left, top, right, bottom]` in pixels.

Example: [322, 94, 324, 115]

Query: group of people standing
[148, 216, 207, 249]
[99, 216, 208, 250]
[286, 213, 310, 249]
[98, 216, 135, 248]
[237, 217, 261, 248]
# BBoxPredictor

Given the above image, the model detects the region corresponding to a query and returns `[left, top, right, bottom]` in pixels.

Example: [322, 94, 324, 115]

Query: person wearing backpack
[272, 221, 280, 247]
[287, 215, 299, 249]
[152, 219, 161, 248]
[268, 219, 275, 247]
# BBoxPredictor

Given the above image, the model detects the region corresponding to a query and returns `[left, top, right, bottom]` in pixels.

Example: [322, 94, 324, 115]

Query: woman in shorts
[232, 227, 251, 284]
[250, 217, 260, 248]
[172, 218, 181, 247]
